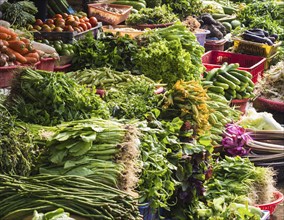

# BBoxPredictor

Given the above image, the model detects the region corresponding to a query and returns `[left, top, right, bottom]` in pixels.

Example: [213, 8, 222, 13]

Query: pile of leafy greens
[126, 5, 178, 25]
[5, 68, 110, 126]
[237, 0, 284, 40]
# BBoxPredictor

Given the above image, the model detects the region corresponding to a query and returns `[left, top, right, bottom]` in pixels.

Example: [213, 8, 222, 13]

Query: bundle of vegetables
[205, 156, 276, 205]
[104, 75, 161, 119]
[241, 28, 279, 45]
[0, 1, 37, 27]
[0, 26, 41, 65]
[160, 80, 210, 135]
[254, 61, 284, 102]
[126, 5, 178, 25]
[237, 0, 284, 40]
[203, 63, 255, 100]
[198, 13, 227, 39]
[136, 23, 204, 86]
[0, 174, 142, 220]
[72, 33, 139, 71]
[205, 91, 241, 145]
[194, 156, 277, 219]
[0, 104, 38, 176]
[5, 68, 110, 126]
[161, 0, 203, 19]
[32, 118, 140, 195]
[221, 123, 252, 156]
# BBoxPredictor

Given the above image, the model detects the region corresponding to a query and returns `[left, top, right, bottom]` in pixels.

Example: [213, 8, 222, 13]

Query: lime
[61, 49, 71, 56]
[42, 39, 50, 45]
[222, 22, 232, 32]
[69, 49, 75, 55]
[231, 20, 242, 29]
[61, 44, 69, 51]
[54, 44, 62, 53]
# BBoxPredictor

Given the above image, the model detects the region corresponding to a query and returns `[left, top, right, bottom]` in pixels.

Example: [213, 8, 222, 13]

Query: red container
[204, 39, 226, 52]
[35, 58, 55, 71]
[0, 65, 22, 88]
[255, 191, 284, 215]
[255, 97, 284, 113]
[202, 50, 266, 83]
[54, 64, 72, 73]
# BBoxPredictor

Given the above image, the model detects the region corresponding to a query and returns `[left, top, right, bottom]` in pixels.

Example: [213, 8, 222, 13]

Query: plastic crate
[202, 50, 266, 83]
[35, 58, 55, 71]
[88, 3, 132, 25]
[138, 203, 158, 220]
[194, 30, 210, 46]
[255, 191, 284, 215]
[33, 23, 102, 43]
[204, 39, 226, 52]
[233, 37, 282, 58]
[255, 97, 284, 113]
[54, 64, 72, 73]
[0, 65, 22, 88]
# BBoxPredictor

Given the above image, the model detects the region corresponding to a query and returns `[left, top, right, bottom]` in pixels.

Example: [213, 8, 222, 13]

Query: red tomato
[89, 17, 98, 27]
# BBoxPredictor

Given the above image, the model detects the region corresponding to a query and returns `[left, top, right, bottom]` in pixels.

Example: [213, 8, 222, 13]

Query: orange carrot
[8, 40, 29, 55]
[0, 26, 17, 38]
[0, 33, 11, 40]
[6, 47, 27, 64]
[20, 38, 30, 44]
[2, 40, 9, 46]
[24, 57, 38, 64]
[25, 52, 40, 61]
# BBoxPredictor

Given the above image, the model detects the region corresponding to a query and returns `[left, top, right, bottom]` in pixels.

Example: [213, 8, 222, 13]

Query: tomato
[64, 25, 74, 32]
[48, 24, 56, 30]
[45, 19, 54, 25]
[35, 19, 43, 26]
[79, 23, 87, 31]
[54, 14, 63, 19]
[82, 16, 89, 22]
[73, 16, 80, 22]
[85, 22, 92, 30]
[70, 21, 79, 27]
[56, 21, 66, 28]
[53, 27, 63, 32]
[62, 13, 69, 19]
[89, 17, 98, 27]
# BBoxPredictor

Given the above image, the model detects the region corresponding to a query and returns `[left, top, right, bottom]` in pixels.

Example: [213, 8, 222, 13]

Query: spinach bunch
[162, 0, 203, 19]
[105, 76, 160, 119]
[6, 68, 110, 126]
[126, 5, 178, 25]
[72, 33, 139, 71]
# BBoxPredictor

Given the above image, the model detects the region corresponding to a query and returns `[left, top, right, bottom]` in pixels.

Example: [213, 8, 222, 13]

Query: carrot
[6, 47, 27, 64]
[20, 38, 30, 45]
[2, 40, 9, 46]
[8, 40, 29, 55]
[0, 26, 17, 39]
[0, 33, 11, 40]
[24, 57, 38, 64]
[25, 52, 40, 61]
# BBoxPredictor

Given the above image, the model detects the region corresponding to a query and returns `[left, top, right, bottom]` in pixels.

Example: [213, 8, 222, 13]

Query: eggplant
[242, 33, 273, 45]
[268, 36, 276, 43]
[245, 30, 265, 37]
[270, 33, 278, 40]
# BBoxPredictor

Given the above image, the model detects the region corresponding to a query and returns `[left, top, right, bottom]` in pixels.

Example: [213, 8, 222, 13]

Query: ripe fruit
[79, 23, 87, 31]
[45, 19, 54, 25]
[85, 22, 92, 29]
[53, 27, 63, 32]
[35, 19, 43, 26]
[89, 17, 98, 27]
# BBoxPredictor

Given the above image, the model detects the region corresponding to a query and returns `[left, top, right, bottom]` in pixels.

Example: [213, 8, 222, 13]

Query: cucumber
[231, 69, 252, 78]
[246, 86, 254, 92]
[236, 93, 242, 99]
[201, 80, 214, 86]
[212, 13, 228, 19]
[240, 91, 251, 99]
[220, 71, 241, 85]
[213, 81, 229, 90]
[216, 75, 236, 90]
[226, 88, 236, 97]
[114, 1, 146, 10]
[235, 84, 241, 91]
[229, 71, 251, 83]
[208, 86, 225, 94]
[247, 78, 255, 88]
[217, 16, 237, 23]
[224, 92, 233, 100]
[222, 6, 237, 15]
[224, 63, 239, 72]
[131, 8, 138, 14]
[206, 68, 219, 81]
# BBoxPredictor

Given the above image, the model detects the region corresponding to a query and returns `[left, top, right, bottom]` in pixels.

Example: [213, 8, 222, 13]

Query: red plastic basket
[255, 97, 284, 112]
[202, 50, 266, 83]
[54, 64, 72, 73]
[35, 58, 55, 71]
[0, 65, 22, 88]
[255, 191, 284, 215]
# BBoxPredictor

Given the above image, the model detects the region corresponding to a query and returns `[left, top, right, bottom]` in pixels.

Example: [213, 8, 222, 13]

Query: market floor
[271, 180, 284, 220]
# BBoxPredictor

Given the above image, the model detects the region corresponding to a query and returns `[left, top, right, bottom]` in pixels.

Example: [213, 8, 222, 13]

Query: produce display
[32, 13, 98, 33]
[126, 6, 178, 25]
[0, 26, 40, 65]
[0, 0, 283, 219]
[203, 63, 255, 100]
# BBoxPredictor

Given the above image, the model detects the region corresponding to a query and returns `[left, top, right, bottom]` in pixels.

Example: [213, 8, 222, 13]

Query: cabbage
[239, 107, 283, 130]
